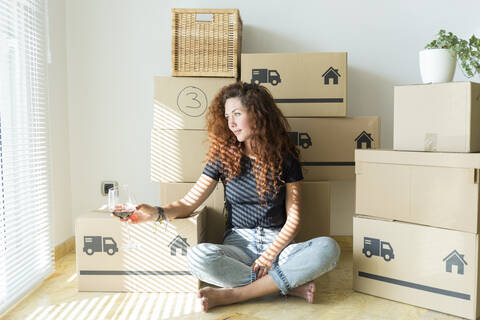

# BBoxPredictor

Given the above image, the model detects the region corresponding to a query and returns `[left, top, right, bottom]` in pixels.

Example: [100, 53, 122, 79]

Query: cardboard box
[288, 117, 380, 181]
[154, 77, 234, 130]
[355, 149, 480, 234]
[295, 181, 331, 242]
[241, 53, 347, 117]
[394, 82, 480, 152]
[159, 182, 225, 244]
[76, 207, 207, 292]
[353, 216, 479, 320]
[150, 117, 379, 183]
[151, 128, 208, 183]
[330, 180, 355, 236]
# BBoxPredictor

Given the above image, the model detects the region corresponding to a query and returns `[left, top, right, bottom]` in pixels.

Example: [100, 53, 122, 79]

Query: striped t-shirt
[202, 153, 303, 229]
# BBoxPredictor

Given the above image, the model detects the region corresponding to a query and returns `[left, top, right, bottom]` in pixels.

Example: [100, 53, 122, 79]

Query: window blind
[0, 0, 53, 315]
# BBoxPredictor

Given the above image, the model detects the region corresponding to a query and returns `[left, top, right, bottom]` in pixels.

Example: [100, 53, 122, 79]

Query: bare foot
[287, 281, 316, 303]
[198, 287, 235, 312]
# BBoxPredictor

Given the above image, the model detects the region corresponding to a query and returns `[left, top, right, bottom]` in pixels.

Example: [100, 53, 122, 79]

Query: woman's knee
[311, 237, 341, 266]
[187, 243, 223, 271]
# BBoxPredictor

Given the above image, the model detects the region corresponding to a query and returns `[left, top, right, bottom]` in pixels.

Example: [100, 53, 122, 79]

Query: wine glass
[109, 185, 139, 249]
[109, 185, 136, 219]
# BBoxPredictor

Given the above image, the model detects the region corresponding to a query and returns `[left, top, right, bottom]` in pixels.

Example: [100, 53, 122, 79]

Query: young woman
[121, 82, 340, 312]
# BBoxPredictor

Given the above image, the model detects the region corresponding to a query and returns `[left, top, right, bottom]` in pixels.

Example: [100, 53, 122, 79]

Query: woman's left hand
[252, 255, 274, 279]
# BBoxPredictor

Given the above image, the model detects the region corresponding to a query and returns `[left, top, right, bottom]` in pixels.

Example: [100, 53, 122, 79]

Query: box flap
[393, 81, 476, 89]
[355, 149, 480, 169]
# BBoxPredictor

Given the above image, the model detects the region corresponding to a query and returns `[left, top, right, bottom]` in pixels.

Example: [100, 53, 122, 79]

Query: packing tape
[424, 133, 438, 152]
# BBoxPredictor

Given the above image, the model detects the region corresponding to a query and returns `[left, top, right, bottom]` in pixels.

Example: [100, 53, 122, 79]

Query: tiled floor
[3, 249, 460, 320]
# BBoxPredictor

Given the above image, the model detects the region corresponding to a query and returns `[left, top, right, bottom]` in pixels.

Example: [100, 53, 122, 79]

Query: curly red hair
[205, 82, 299, 202]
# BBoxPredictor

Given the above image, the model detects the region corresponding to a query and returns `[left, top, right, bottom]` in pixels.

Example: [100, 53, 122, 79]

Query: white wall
[48, 0, 72, 246]
[56, 0, 480, 240]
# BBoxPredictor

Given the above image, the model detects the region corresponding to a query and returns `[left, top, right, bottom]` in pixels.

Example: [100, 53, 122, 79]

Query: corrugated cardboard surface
[353, 216, 479, 320]
[330, 180, 355, 236]
[295, 181, 330, 242]
[355, 149, 480, 233]
[159, 182, 226, 244]
[153, 77, 234, 130]
[151, 128, 208, 183]
[394, 81, 480, 152]
[75, 207, 207, 292]
[288, 117, 380, 181]
[241, 53, 347, 117]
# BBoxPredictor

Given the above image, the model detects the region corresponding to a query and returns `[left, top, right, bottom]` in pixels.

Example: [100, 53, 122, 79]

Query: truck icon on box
[83, 236, 118, 256]
[362, 237, 394, 262]
[289, 132, 312, 149]
[251, 69, 281, 86]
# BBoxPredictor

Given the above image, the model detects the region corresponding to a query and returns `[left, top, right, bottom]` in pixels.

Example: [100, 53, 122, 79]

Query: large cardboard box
[151, 128, 208, 183]
[159, 182, 225, 244]
[76, 207, 207, 292]
[154, 77, 234, 130]
[288, 117, 380, 181]
[353, 216, 480, 320]
[394, 81, 480, 152]
[355, 149, 480, 234]
[241, 53, 347, 117]
[150, 118, 379, 183]
[296, 181, 331, 242]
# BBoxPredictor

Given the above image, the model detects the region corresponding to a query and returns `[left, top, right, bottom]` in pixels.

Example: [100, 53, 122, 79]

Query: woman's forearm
[262, 215, 300, 260]
[261, 181, 302, 261]
[161, 174, 218, 220]
[162, 199, 197, 219]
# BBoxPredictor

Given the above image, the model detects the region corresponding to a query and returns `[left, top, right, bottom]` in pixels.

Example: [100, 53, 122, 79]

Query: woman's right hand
[116, 203, 159, 224]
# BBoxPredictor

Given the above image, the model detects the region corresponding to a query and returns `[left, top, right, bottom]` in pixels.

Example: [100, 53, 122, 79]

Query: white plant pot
[419, 49, 456, 83]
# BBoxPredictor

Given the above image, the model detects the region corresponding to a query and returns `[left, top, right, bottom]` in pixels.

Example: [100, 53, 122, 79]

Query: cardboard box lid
[356, 149, 480, 169]
[394, 81, 479, 90]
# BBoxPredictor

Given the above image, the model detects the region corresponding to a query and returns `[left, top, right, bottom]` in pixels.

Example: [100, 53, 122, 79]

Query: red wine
[112, 211, 134, 219]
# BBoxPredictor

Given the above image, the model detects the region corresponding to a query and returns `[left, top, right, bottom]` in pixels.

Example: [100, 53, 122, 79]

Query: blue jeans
[187, 227, 341, 295]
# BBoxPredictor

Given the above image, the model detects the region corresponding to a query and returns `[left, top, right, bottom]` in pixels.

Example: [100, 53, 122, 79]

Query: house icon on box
[355, 131, 374, 149]
[322, 66, 341, 85]
[443, 250, 467, 275]
[168, 235, 190, 256]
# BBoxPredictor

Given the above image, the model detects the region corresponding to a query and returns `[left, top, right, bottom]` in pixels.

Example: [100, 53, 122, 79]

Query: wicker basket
[172, 8, 242, 78]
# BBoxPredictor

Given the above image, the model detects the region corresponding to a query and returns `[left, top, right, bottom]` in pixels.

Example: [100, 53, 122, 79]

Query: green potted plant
[419, 30, 479, 83]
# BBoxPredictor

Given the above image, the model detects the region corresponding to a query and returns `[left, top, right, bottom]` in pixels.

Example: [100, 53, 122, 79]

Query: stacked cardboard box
[241, 53, 380, 238]
[123, 9, 242, 293]
[353, 81, 480, 319]
[151, 68, 234, 247]
[76, 207, 207, 292]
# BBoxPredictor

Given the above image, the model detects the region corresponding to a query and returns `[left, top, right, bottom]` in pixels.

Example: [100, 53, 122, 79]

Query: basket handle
[195, 13, 213, 22]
